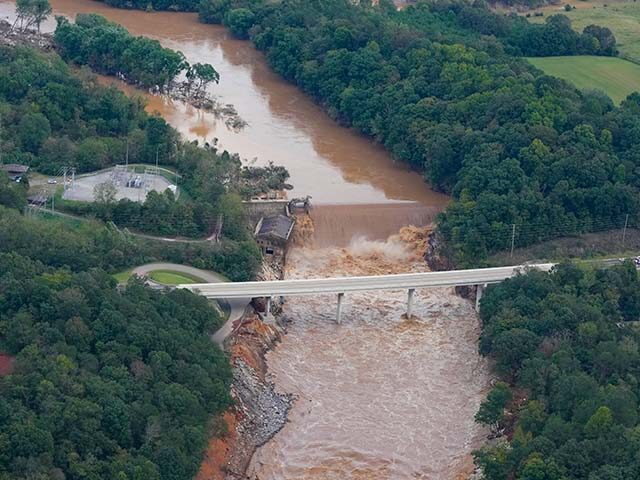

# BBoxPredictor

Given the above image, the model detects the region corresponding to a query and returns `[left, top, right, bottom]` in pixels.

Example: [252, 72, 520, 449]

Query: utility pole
[510, 224, 516, 258]
[125, 139, 129, 170]
[155, 146, 159, 190]
[622, 214, 629, 248]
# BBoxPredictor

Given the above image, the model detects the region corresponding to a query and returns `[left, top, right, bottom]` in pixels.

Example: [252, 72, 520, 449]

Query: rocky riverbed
[197, 313, 293, 480]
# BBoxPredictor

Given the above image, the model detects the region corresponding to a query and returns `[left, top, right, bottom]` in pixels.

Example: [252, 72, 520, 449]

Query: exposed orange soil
[196, 412, 237, 480]
[196, 316, 281, 479]
[0, 353, 15, 376]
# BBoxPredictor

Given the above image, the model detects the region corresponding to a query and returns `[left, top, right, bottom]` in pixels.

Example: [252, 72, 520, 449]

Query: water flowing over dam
[0, 0, 491, 476]
[309, 203, 441, 248]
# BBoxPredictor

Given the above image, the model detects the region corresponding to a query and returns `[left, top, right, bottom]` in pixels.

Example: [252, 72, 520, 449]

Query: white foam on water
[247, 228, 490, 480]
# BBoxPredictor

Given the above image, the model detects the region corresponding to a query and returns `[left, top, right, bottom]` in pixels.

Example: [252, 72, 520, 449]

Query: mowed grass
[527, 1, 640, 64]
[148, 270, 205, 285]
[112, 269, 134, 283]
[526, 55, 640, 104]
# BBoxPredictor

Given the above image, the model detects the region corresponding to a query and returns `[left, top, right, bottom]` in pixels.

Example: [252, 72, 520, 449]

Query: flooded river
[0, 0, 449, 208]
[0, 1, 490, 477]
[248, 229, 489, 479]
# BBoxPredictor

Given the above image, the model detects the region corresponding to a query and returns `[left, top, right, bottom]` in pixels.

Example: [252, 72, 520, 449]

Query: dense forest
[486, 0, 560, 9]
[0, 42, 262, 278]
[190, 0, 640, 265]
[0, 206, 260, 281]
[0, 39, 260, 480]
[0, 247, 232, 480]
[475, 263, 640, 479]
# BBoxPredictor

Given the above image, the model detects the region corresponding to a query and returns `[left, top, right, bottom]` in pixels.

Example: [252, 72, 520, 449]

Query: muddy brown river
[0, 0, 448, 208]
[0, 1, 490, 477]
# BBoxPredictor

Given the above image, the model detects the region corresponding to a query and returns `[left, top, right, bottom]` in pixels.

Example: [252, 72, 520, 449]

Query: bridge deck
[179, 264, 555, 299]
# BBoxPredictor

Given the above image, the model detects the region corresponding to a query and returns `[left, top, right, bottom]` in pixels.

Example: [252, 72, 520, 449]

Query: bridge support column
[407, 288, 415, 318]
[336, 293, 344, 324]
[475, 284, 487, 312]
[264, 296, 275, 324]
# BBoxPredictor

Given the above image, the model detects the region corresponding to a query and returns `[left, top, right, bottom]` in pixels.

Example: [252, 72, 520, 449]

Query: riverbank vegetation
[99, 0, 199, 11]
[55, 13, 200, 90]
[475, 262, 640, 479]
[192, 0, 640, 266]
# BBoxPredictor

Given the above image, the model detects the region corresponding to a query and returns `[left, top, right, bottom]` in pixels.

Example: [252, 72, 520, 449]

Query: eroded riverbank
[245, 227, 491, 479]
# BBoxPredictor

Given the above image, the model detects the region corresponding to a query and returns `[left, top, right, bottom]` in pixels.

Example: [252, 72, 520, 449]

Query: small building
[1, 164, 29, 182]
[254, 214, 295, 259]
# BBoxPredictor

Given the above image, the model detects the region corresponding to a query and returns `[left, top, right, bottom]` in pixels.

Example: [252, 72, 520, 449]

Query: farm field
[526, 55, 640, 104]
[526, 0, 640, 64]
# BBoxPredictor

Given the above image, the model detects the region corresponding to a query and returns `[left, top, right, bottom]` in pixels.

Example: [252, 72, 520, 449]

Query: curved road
[31, 207, 218, 244]
[131, 263, 249, 345]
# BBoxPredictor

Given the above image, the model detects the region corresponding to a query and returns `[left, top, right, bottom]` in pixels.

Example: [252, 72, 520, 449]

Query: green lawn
[526, 55, 640, 104]
[528, 1, 640, 64]
[112, 269, 134, 283]
[147, 270, 206, 285]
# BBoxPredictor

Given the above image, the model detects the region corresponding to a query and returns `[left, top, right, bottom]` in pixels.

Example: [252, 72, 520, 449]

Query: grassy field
[526, 0, 640, 64]
[148, 270, 205, 285]
[112, 269, 134, 283]
[526, 55, 640, 103]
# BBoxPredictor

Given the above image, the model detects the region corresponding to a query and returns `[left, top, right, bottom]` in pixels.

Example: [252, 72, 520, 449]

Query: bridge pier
[475, 284, 487, 312]
[336, 292, 344, 324]
[407, 288, 415, 318]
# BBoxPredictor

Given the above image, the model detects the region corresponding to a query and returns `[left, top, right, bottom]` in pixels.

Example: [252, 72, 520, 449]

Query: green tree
[0, 171, 26, 209]
[224, 8, 255, 38]
[476, 382, 513, 428]
[18, 112, 51, 153]
[186, 62, 220, 98]
[519, 454, 565, 480]
[14, 0, 51, 32]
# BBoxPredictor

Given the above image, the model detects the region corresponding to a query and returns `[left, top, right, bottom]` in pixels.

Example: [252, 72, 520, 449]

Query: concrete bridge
[179, 263, 555, 323]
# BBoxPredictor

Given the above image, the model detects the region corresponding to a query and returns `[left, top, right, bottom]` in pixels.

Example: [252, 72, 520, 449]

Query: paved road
[132, 263, 249, 345]
[179, 263, 557, 299]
